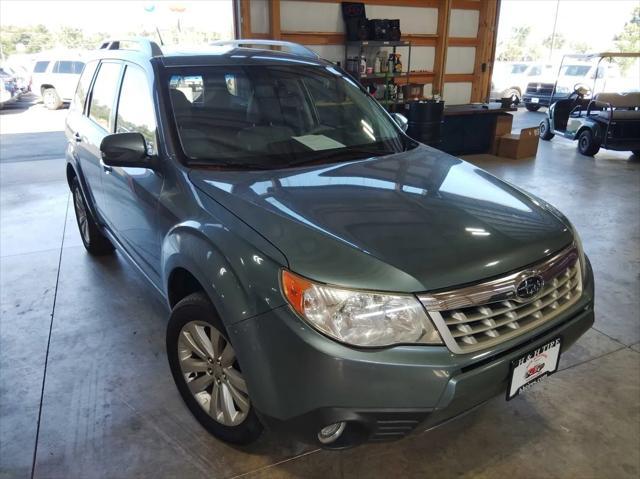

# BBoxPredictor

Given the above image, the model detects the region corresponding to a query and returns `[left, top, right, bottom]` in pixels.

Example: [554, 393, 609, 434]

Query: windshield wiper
[287, 147, 388, 167]
[189, 160, 272, 170]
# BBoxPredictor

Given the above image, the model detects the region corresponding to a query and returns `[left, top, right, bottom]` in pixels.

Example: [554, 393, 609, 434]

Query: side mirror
[391, 112, 409, 132]
[100, 132, 151, 168]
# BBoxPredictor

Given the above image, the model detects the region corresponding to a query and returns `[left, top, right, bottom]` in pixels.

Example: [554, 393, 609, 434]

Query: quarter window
[116, 65, 157, 153]
[88, 62, 122, 131]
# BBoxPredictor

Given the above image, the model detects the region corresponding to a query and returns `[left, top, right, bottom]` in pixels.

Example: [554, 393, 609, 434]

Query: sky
[498, 0, 638, 54]
[0, 0, 234, 37]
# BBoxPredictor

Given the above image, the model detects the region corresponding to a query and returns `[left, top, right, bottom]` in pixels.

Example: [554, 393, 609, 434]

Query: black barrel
[406, 100, 444, 147]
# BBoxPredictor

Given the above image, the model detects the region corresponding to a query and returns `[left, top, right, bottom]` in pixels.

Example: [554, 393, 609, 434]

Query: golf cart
[539, 52, 640, 157]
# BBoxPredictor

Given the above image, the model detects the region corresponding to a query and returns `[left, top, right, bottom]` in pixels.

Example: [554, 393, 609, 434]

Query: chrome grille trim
[418, 244, 583, 354]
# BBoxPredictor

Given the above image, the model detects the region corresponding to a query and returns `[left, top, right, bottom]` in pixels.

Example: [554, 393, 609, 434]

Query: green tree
[542, 33, 566, 52]
[612, 6, 640, 74]
[569, 41, 592, 54]
[496, 26, 542, 61]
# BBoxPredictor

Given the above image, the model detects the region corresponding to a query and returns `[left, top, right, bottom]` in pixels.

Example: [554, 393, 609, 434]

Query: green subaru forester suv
[65, 39, 594, 448]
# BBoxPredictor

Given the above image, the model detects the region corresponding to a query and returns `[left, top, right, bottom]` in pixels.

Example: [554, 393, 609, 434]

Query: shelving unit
[345, 40, 412, 111]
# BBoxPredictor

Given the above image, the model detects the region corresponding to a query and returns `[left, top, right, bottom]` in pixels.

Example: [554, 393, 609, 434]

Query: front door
[78, 60, 123, 217]
[102, 62, 163, 285]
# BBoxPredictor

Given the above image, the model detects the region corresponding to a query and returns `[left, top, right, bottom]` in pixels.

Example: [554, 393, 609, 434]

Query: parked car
[539, 52, 640, 157]
[31, 56, 85, 109]
[491, 61, 555, 104]
[0, 69, 19, 107]
[523, 56, 624, 111]
[1, 64, 30, 93]
[66, 39, 594, 449]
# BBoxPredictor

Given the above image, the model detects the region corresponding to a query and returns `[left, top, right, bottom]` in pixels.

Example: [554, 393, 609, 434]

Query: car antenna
[155, 27, 164, 47]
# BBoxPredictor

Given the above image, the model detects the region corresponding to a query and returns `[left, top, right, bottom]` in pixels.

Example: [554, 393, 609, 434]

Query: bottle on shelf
[394, 54, 402, 73]
[359, 55, 367, 76]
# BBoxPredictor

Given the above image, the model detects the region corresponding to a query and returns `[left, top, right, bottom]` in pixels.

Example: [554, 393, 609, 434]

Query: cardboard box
[497, 126, 540, 159]
[495, 113, 513, 137]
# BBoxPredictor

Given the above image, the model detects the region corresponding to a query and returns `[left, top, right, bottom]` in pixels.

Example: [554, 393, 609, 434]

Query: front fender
[161, 221, 287, 325]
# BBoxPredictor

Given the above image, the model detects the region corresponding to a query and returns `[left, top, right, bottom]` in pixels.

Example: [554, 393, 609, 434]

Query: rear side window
[33, 61, 49, 73]
[88, 62, 122, 131]
[71, 60, 98, 114]
[53, 61, 84, 74]
[116, 65, 157, 152]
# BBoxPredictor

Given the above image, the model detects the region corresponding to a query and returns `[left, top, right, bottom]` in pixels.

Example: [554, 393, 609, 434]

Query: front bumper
[229, 258, 595, 447]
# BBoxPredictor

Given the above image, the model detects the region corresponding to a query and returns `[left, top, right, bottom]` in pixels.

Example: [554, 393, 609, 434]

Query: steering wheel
[572, 83, 592, 99]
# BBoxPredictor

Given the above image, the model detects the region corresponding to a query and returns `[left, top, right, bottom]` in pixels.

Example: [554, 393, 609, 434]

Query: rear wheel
[525, 103, 541, 112]
[166, 292, 263, 445]
[42, 88, 62, 110]
[577, 130, 600, 156]
[539, 118, 555, 140]
[71, 177, 114, 255]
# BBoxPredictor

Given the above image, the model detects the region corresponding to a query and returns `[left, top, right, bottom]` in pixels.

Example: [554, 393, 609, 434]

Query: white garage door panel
[281, 1, 344, 32]
[449, 9, 479, 38]
[445, 47, 476, 74]
[250, 0, 269, 34]
[443, 82, 472, 105]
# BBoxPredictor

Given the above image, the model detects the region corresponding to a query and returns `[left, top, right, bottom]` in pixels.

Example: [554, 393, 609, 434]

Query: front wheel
[525, 103, 541, 112]
[42, 88, 62, 110]
[577, 130, 600, 156]
[166, 292, 263, 445]
[539, 118, 555, 140]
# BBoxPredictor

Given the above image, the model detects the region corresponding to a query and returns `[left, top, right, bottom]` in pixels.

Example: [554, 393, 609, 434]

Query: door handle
[100, 159, 112, 173]
[74, 132, 82, 143]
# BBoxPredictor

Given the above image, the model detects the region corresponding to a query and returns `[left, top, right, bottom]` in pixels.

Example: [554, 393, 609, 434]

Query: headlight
[281, 270, 442, 347]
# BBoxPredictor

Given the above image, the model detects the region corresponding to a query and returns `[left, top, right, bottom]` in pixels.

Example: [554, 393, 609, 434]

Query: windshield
[165, 64, 413, 169]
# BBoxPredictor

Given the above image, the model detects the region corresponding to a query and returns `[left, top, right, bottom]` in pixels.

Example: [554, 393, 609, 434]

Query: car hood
[189, 146, 573, 293]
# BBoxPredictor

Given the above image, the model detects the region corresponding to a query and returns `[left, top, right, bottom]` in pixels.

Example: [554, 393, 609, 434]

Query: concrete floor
[1, 98, 639, 478]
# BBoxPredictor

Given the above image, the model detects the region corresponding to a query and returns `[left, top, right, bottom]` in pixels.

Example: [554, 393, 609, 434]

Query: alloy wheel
[178, 320, 250, 426]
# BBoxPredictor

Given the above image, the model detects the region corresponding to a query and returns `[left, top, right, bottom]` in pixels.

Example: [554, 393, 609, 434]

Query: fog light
[317, 421, 346, 444]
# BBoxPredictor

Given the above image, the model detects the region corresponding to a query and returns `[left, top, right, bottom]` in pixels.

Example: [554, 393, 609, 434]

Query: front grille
[418, 245, 583, 354]
[526, 83, 554, 95]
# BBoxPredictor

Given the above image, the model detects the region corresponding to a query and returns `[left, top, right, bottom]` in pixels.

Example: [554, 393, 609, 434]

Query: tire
[525, 103, 541, 112]
[577, 129, 600, 156]
[539, 118, 555, 140]
[166, 292, 263, 445]
[71, 177, 114, 255]
[42, 88, 62, 110]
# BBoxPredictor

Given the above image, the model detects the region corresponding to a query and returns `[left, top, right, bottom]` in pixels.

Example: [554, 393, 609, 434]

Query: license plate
[507, 338, 561, 400]
[531, 97, 540, 103]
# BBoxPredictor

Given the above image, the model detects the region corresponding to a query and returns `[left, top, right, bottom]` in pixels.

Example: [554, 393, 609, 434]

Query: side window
[528, 66, 541, 76]
[88, 62, 122, 131]
[116, 65, 157, 153]
[71, 61, 98, 114]
[33, 61, 49, 73]
[53, 61, 84, 74]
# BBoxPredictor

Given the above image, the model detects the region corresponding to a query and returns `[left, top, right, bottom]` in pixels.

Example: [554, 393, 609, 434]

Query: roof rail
[209, 39, 319, 59]
[98, 38, 163, 57]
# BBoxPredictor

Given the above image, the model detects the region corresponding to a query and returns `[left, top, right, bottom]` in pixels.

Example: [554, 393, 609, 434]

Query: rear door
[76, 61, 123, 217]
[102, 62, 163, 283]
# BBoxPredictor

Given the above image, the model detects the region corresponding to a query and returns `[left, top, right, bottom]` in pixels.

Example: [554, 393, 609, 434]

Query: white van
[31, 57, 85, 109]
